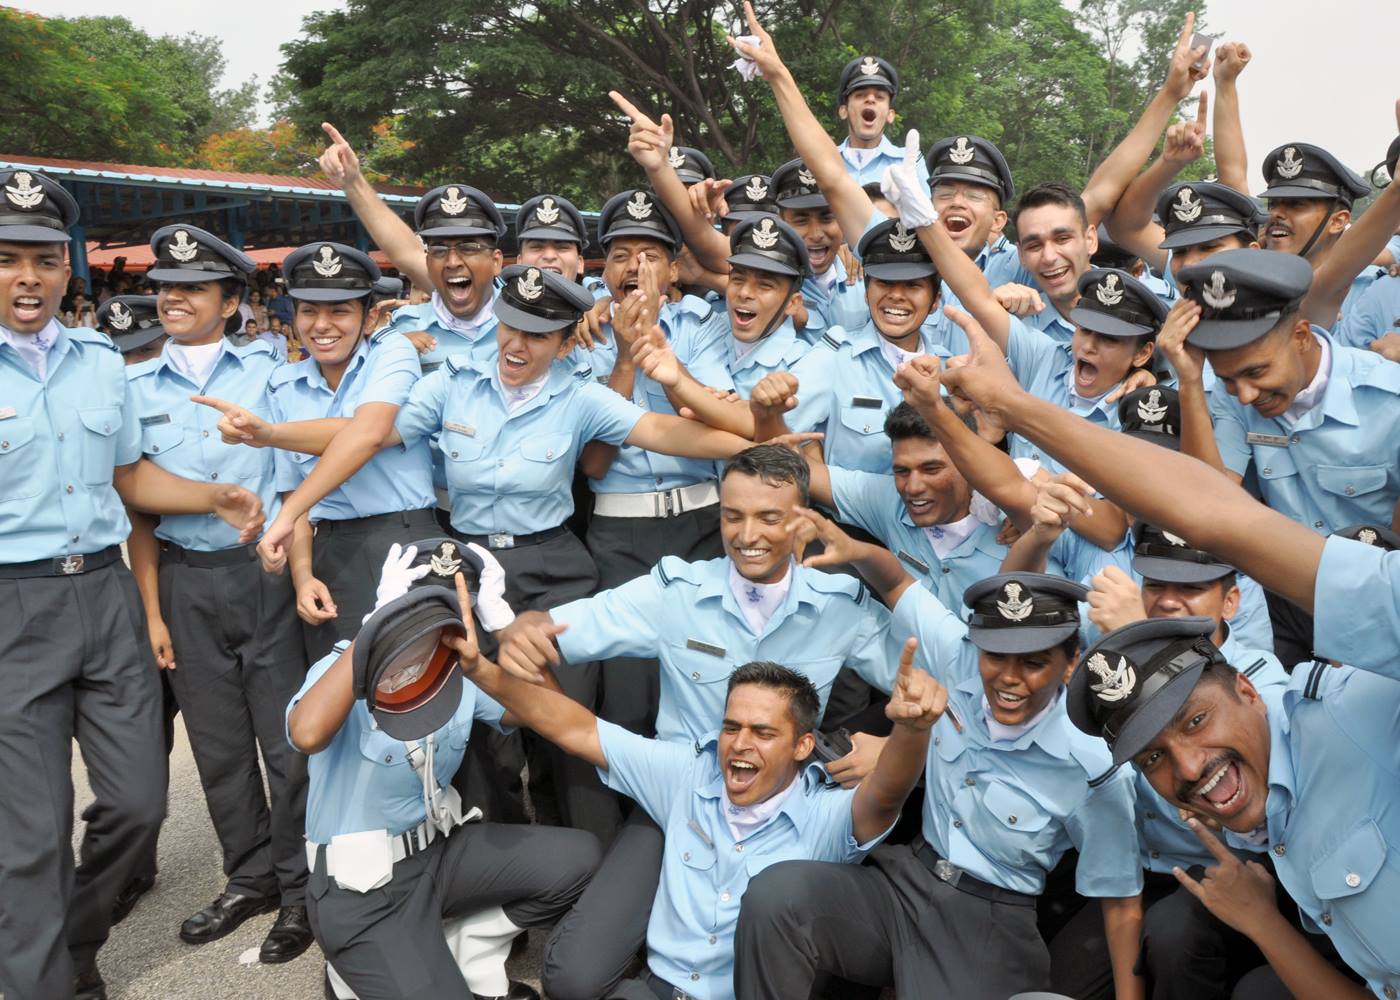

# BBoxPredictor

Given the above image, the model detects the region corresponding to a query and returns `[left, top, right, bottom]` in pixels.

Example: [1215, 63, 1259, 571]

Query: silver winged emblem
[313, 245, 343, 277]
[1095, 273, 1124, 306]
[535, 197, 560, 225]
[668, 146, 686, 169]
[1087, 651, 1136, 703]
[429, 542, 461, 577]
[949, 137, 975, 165]
[889, 221, 917, 252]
[1162, 530, 1189, 547]
[107, 302, 133, 331]
[797, 167, 817, 188]
[996, 582, 1033, 621]
[751, 218, 779, 249]
[625, 191, 653, 220]
[169, 230, 199, 262]
[4, 171, 44, 209]
[440, 186, 468, 215]
[1201, 270, 1236, 309]
[517, 267, 544, 301]
[1173, 187, 1202, 223]
[1136, 388, 1167, 423]
[1358, 528, 1379, 546]
[744, 176, 769, 201]
[859, 56, 882, 77]
[1276, 147, 1304, 180]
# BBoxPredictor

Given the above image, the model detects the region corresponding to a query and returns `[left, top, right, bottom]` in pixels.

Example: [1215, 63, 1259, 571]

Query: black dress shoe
[178, 891, 277, 944]
[111, 872, 156, 926]
[259, 904, 315, 963]
[473, 983, 540, 1000]
[74, 964, 108, 1000]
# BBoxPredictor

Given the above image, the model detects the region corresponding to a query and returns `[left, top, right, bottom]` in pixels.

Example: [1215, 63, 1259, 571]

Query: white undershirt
[167, 341, 223, 388]
[814, 265, 840, 294]
[843, 144, 879, 170]
[1281, 333, 1331, 425]
[729, 560, 793, 635]
[722, 772, 799, 842]
[969, 457, 1043, 526]
[0, 319, 58, 378]
[983, 693, 1057, 744]
[923, 512, 979, 559]
[500, 371, 550, 412]
[879, 337, 921, 373]
[431, 291, 494, 338]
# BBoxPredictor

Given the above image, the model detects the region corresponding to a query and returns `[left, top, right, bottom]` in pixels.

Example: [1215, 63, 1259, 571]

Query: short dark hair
[722, 444, 810, 506]
[726, 661, 820, 735]
[1218, 571, 1238, 594]
[1198, 657, 1241, 698]
[883, 400, 976, 443]
[1013, 181, 1088, 229]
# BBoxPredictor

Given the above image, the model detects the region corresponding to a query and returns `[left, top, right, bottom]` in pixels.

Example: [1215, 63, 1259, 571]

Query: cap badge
[440, 187, 468, 216]
[1276, 147, 1304, 180]
[744, 176, 769, 201]
[429, 542, 461, 577]
[535, 197, 560, 225]
[313, 245, 343, 277]
[1201, 270, 1236, 309]
[1173, 187, 1202, 223]
[625, 191, 653, 220]
[107, 302, 133, 331]
[996, 582, 1033, 621]
[4, 171, 44, 210]
[517, 267, 544, 301]
[1086, 651, 1136, 703]
[169, 230, 199, 262]
[1358, 528, 1379, 546]
[751, 218, 779, 249]
[1137, 388, 1167, 423]
[859, 56, 882, 77]
[888, 221, 917, 252]
[948, 137, 975, 165]
[1095, 273, 1124, 306]
[668, 146, 686, 169]
[797, 167, 817, 188]
[1162, 530, 1189, 547]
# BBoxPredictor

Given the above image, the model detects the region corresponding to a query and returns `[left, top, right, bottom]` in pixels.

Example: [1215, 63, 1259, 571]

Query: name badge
[0, 406, 15, 421]
[685, 638, 727, 658]
[850, 396, 883, 409]
[1246, 432, 1290, 447]
[444, 421, 475, 436]
[421, 361, 443, 373]
[897, 550, 930, 574]
[140, 414, 171, 427]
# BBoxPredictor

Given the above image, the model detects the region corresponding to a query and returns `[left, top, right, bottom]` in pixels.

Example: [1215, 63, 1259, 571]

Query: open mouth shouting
[730, 304, 762, 338]
[1038, 262, 1073, 291]
[806, 242, 832, 272]
[11, 294, 48, 326]
[1183, 754, 1249, 821]
[725, 755, 762, 796]
[1074, 356, 1101, 394]
[501, 348, 530, 379]
[441, 273, 475, 309]
[1263, 220, 1293, 250]
[942, 212, 973, 241]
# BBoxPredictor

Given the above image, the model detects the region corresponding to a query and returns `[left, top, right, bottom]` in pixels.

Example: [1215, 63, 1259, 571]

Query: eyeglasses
[933, 185, 992, 205]
[424, 241, 493, 260]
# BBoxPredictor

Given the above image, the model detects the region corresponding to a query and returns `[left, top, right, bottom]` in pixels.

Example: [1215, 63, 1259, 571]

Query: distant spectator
[267, 282, 294, 325]
[249, 289, 269, 330]
[257, 316, 289, 360]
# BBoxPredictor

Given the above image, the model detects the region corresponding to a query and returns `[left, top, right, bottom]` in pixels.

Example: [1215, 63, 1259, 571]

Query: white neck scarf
[1282, 333, 1331, 425]
[982, 692, 1057, 744]
[922, 512, 978, 559]
[167, 340, 223, 388]
[431, 291, 494, 338]
[722, 772, 799, 842]
[729, 560, 793, 635]
[500, 371, 550, 412]
[0, 319, 59, 379]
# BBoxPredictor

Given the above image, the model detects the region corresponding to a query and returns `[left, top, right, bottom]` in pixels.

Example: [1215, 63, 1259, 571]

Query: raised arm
[629, 319, 755, 437]
[1154, 300, 1234, 477]
[1210, 43, 1253, 193]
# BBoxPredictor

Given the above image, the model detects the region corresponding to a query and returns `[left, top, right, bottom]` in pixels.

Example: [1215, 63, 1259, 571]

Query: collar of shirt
[0, 319, 60, 378]
[982, 692, 1058, 743]
[878, 335, 923, 374]
[485, 357, 574, 416]
[431, 291, 496, 338]
[956, 676, 1071, 757]
[497, 369, 551, 412]
[850, 317, 938, 362]
[728, 560, 794, 636]
[728, 318, 798, 371]
[166, 339, 225, 388]
[1226, 686, 1291, 852]
[300, 337, 370, 393]
[922, 512, 981, 559]
[721, 771, 801, 842]
[1281, 331, 1332, 425]
[696, 558, 817, 629]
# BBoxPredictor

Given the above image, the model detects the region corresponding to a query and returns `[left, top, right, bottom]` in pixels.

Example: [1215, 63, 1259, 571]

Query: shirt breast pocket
[1313, 464, 1388, 501]
[0, 417, 40, 502]
[1252, 445, 1298, 486]
[441, 431, 487, 492]
[1309, 818, 1395, 967]
[78, 406, 122, 486]
[970, 779, 1053, 860]
[142, 422, 186, 460]
[666, 641, 734, 689]
[358, 728, 409, 769]
[838, 405, 886, 438]
[516, 432, 572, 492]
[783, 655, 846, 711]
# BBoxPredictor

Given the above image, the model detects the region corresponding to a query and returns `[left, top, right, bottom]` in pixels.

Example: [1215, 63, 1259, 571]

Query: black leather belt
[313, 507, 438, 534]
[643, 970, 697, 1000]
[0, 544, 123, 578]
[454, 524, 568, 551]
[913, 838, 1036, 907]
[159, 541, 258, 568]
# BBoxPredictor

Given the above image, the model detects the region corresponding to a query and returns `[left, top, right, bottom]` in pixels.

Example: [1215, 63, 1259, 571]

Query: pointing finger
[1195, 91, 1209, 125]
[191, 394, 234, 414]
[608, 90, 652, 127]
[321, 122, 347, 147]
[1185, 816, 1239, 865]
[903, 129, 921, 166]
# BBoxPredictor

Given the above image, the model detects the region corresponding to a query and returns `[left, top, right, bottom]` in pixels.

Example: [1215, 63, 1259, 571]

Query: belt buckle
[487, 533, 515, 550]
[59, 554, 84, 575]
[673, 989, 694, 1000]
[663, 489, 676, 517]
[933, 858, 962, 886]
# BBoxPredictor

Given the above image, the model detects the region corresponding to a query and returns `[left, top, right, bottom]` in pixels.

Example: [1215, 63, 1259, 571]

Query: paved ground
[65, 720, 548, 1000]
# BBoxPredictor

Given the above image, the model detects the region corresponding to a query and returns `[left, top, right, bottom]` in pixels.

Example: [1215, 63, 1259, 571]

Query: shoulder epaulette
[1302, 659, 1331, 701]
[655, 555, 702, 588]
[68, 325, 120, 352]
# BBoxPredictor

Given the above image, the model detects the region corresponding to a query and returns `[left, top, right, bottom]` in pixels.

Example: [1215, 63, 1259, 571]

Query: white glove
[879, 130, 938, 231]
[729, 35, 763, 81]
[464, 543, 516, 632]
[367, 544, 432, 622]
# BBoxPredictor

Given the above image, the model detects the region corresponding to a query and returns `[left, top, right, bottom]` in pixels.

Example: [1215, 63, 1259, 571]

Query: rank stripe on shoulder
[1303, 660, 1328, 701]
[821, 333, 840, 350]
[1242, 658, 1267, 678]
[1087, 765, 1119, 788]
[657, 562, 672, 586]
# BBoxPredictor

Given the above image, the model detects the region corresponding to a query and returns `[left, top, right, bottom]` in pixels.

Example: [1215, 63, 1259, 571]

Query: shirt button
[964, 777, 976, 786]
[1321, 912, 1332, 926]
[0, 441, 7, 450]
[691, 671, 700, 681]
[863, 424, 871, 433]
[720, 892, 731, 902]
[1313, 521, 1324, 529]
[451, 451, 459, 458]
[1007, 815, 1017, 825]
[953, 819, 963, 829]
[57, 432, 64, 441]
[151, 445, 159, 452]
[735, 844, 744, 853]
[103, 423, 110, 432]
[1262, 467, 1272, 476]
[71, 534, 80, 543]
[1145, 811, 1157, 820]
[1150, 849, 1160, 859]
[546, 449, 554, 459]
[933, 737, 940, 747]
[202, 430, 210, 438]
[497, 459, 504, 467]
[682, 851, 691, 861]
[708, 935, 717, 945]
[384, 755, 393, 763]
[942, 566, 951, 574]
[66, 485, 74, 494]
[1290, 436, 1300, 445]
[655, 477, 664, 485]
[1273, 843, 1286, 857]
[1344, 485, 1356, 496]
[1384, 986, 1396, 1000]
[1345, 872, 1361, 888]
[690, 973, 701, 982]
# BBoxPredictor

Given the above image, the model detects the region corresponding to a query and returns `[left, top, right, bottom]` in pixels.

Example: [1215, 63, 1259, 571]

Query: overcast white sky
[25, 0, 1400, 185]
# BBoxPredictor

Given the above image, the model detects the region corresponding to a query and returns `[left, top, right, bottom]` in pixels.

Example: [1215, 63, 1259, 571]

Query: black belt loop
[0, 545, 123, 579]
[912, 838, 1036, 907]
[157, 541, 259, 568]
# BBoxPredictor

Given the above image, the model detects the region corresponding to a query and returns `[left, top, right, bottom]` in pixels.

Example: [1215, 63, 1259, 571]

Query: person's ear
[1132, 339, 1156, 369]
[794, 730, 816, 761]
[1326, 207, 1351, 236]
[1221, 584, 1241, 620]
[1085, 225, 1100, 256]
[837, 104, 850, 123]
[491, 248, 504, 276]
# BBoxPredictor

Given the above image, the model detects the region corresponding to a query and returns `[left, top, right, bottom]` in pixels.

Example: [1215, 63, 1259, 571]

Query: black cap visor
[1158, 223, 1255, 251]
[494, 297, 575, 334]
[1068, 305, 1155, 339]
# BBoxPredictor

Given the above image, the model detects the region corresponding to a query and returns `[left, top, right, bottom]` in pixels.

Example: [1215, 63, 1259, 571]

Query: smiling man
[833, 54, 929, 194]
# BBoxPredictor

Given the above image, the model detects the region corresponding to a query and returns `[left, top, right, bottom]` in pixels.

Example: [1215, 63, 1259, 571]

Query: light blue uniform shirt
[575, 296, 732, 496]
[394, 357, 643, 536]
[828, 466, 1010, 611]
[724, 319, 808, 399]
[924, 237, 1036, 356]
[288, 643, 508, 844]
[889, 584, 1143, 897]
[1332, 265, 1387, 336]
[787, 319, 954, 474]
[381, 296, 500, 374]
[837, 134, 930, 192]
[1023, 303, 1079, 344]
[552, 557, 900, 743]
[1312, 535, 1400, 677]
[1135, 630, 1286, 874]
[598, 721, 880, 1000]
[127, 339, 284, 551]
[270, 329, 435, 523]
[1210, 329, 1400, 535]
[0, 324, 141, 561]
[795, 255, 870, 347]
[1334, 274, 1400, 350]
[1227, 665, 1400, 999]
